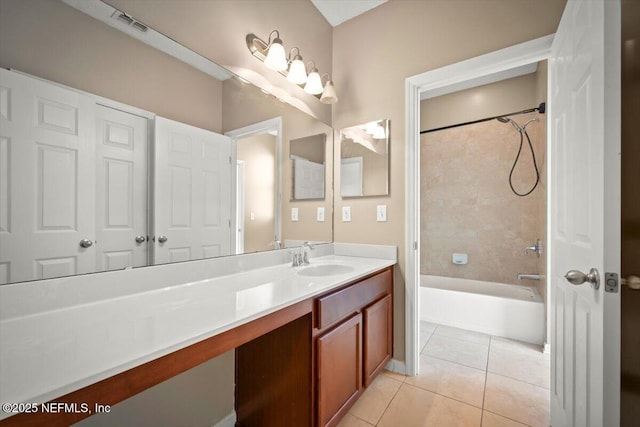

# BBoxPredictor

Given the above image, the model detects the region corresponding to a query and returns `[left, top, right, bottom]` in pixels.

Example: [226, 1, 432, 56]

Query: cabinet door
[317, 313, 362, 427]
[364, 294, 392, 386]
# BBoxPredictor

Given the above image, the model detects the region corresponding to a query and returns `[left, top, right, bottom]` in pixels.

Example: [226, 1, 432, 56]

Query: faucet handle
[289, 250, 301, 267]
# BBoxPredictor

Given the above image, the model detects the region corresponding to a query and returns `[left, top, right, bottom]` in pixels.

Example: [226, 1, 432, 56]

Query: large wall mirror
[0, 0, 333, 285]
[340, 119, 390, 197]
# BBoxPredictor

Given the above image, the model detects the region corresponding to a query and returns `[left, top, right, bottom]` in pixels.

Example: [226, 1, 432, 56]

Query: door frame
[236, 160, 245, 254]
[404, 35, 554, 377]
[225, 117, 283, 253]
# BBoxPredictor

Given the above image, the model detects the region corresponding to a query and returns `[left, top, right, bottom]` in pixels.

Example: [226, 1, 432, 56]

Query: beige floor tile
[482, 411, 529, 426]
[378, 383, 482, 427]
[405, 354, 486, 407]
[435, 325, 491, 346]
[484, 373, 550, 427]
[421, 320, 438, 334]
[349, 373, 402, 425]
[422, 334, 489, 370]
[381, 369, 406, 383]
[488, 345, 550, 389]
[491, 336, 545, 355]
[337, 413, 375, 427]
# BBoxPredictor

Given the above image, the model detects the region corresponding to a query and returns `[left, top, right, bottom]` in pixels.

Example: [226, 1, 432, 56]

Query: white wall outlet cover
[452, 253, 468, 265]
[291, 207, 299, 221]
[376, 205, 387, 222]
[250, 211, 255, 221]
[342, 206, 351, 222]
[317, 207, 325, 222]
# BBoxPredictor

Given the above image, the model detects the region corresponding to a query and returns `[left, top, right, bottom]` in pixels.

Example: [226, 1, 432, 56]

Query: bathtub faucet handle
[525, 239, 542, 257]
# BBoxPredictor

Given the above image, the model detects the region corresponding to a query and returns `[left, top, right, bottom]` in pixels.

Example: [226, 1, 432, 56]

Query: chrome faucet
[290, 242, 315, 267]
[525, 239, 542, 257]
[301, 241, 315, 265]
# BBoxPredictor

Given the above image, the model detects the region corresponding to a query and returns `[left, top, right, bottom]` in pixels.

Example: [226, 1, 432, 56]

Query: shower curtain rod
[420, 102, 545, 134]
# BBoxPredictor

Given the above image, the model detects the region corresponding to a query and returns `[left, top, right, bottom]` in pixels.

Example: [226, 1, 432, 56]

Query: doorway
[225, 117, 283, 254]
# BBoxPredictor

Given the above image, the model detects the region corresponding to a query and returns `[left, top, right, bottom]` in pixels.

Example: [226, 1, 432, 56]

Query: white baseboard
[385, 358, 407, 375]
[211, 410, 236, 427]
[543, 342, 551, 354]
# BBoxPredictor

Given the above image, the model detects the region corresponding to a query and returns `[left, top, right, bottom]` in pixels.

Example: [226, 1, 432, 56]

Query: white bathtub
[420, 275, 545, 345]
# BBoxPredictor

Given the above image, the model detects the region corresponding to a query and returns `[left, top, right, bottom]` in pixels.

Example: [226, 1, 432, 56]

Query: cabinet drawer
[316, 268, 392, 330]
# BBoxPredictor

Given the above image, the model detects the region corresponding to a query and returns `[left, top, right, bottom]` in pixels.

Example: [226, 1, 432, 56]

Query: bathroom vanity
[0, 244, 395, 427]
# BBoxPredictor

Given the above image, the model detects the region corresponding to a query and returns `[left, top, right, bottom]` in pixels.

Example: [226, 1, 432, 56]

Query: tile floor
[338, 321, 550, 427]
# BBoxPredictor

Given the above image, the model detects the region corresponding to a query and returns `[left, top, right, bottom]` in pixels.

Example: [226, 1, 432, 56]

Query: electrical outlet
[376, 205, 387, 222]
[342, 206, 351, 222]
[317, 207, 325, 222]
[291, 207, 298, 221]
[250, 211, 255, 221]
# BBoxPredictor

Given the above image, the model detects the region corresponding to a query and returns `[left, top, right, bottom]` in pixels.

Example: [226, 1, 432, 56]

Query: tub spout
[517, 274, 542, 281]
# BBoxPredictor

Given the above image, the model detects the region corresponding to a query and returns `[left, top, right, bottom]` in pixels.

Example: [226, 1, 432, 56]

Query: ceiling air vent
[111, 11, 148, 33]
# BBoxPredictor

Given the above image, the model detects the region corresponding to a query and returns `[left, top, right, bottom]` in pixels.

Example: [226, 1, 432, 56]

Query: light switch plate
[342, 206, 351, 222]
[317, 207, 325, 222]
[291, 207, 299, 221]
[376, 205, 387, 222]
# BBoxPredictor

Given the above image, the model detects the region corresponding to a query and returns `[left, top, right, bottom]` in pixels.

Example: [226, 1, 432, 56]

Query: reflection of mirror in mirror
[340, 119, 390, 197]
[0, 0, 333, 285]
[290, 133, 326, 200]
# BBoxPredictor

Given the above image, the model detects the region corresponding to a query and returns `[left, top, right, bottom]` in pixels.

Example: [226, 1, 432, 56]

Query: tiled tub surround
[420, 112, 546, 289]
[0, 243, 396, 419]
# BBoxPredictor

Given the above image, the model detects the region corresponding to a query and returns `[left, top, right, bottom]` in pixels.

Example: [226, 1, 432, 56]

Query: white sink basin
[297, 264, 355, 277]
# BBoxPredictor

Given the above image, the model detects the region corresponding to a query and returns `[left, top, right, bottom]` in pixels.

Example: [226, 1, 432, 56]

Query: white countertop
[0, 246, 395, 415]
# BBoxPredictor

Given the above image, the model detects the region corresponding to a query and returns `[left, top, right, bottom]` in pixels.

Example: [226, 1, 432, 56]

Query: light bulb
[304, 70, 323, 95]
[373, 125, 386, 139]
[287, 56, 307, 85]
[365, 121, 378, 135]
[320, 80, 338, 104]
[264, 38, 287, 71]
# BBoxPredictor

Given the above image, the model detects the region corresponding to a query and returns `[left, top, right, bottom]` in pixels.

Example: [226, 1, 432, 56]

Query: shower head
[497, 116, 523, 132]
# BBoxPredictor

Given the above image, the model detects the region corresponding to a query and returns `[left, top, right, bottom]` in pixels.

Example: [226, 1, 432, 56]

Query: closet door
[0, 69, 96, 283]
[95, 105, 148, 271]
[154, 117, 232, 264]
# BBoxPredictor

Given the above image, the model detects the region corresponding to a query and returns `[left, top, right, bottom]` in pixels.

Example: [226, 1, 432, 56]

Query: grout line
[349, 413, 375, 426]
[483, 409, 534, 426]
[481, 336, 491, 410]
[374, 379, 405, 426]
[419, 351, 486, 371]
[489, 371, 550, 391]
[403, 380, 484, 410]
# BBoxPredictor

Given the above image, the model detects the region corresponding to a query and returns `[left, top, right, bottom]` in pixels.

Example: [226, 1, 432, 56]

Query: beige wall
[420, 112, 545, 286]
[332, 0, 565, 362]
[106, 0, 333, 123]
[237, 133, 277, 253]
[223, 78, 333, 244]
[421, 73, 538, 132]
[0, 0, 223, 132]
[291, 133, 326, 164]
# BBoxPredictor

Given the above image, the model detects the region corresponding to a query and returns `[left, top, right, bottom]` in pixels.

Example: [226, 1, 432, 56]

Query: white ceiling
[310, 0, 387, 27]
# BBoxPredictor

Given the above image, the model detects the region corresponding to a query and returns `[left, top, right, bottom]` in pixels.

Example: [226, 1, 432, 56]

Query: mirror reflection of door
[236, 133, 277, 253]
[340, 157, 364, 197]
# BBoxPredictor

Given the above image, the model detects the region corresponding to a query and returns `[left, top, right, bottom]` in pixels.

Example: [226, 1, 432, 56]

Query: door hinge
[413, 241, 418, 250]
[604, 272, 618, 293]
[229, 156, 232, 164]
[228, 219, 231, 228]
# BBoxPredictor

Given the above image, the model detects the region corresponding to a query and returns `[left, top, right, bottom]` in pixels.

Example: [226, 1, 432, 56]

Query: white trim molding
[404, 34, 554, 377]
[211, 410, 237, 427]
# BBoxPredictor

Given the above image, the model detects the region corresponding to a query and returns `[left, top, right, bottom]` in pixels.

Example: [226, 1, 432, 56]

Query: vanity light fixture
[246, 30, 337, 103]
[286, 47, 307, 85]
[304, 62, 323, 95]
[263, 30, 287, 71]
[320, 73, 338, 104]
[372, 124, 386, 139]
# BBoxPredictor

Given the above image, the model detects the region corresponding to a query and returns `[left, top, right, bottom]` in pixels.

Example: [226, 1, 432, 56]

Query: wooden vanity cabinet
[314, 267, 393, 427]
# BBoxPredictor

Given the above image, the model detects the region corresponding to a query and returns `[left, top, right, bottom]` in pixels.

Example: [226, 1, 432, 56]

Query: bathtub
[420, 275, 545, 345]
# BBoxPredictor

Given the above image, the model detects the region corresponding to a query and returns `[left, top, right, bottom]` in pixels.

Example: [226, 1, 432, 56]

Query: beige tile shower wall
[420, 112, 545, 286]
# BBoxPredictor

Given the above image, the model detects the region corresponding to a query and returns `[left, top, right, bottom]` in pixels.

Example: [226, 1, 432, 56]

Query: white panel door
[154, 117, 232, 264]
[549, 0, 620, 426]
[0, 69, 96, 283]
[95, 105, 148, 271]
